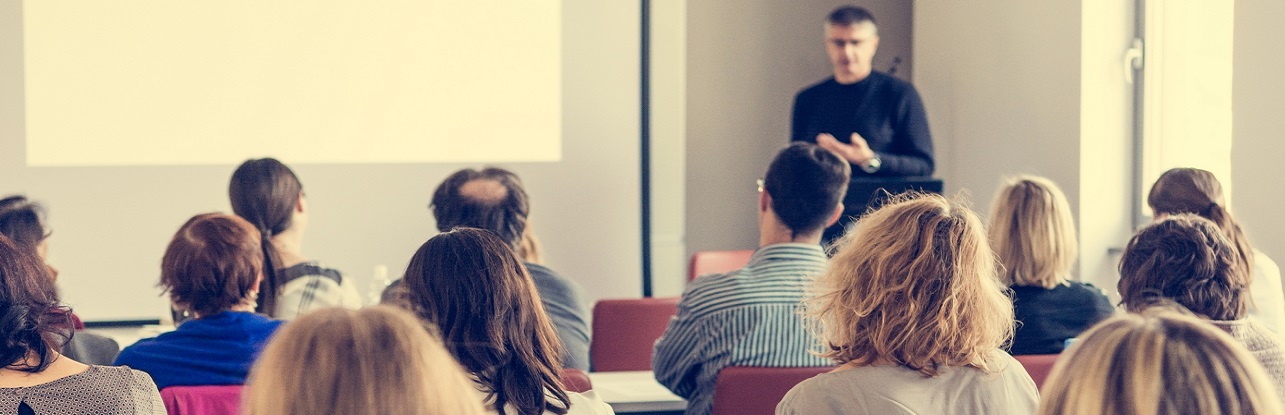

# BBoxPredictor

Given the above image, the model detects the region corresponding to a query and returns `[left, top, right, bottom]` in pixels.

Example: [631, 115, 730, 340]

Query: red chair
[590, 297, 680, 372]
[710, 366, 835, 415]
[1013, 354, 1060, 389]
[160, 385, 243, 415]
[559, 368, 593, 393]
[689, 250, 755, 281]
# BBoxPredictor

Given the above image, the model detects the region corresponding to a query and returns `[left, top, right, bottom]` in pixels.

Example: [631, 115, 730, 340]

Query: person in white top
[777, 194, 1038, 415]
[398, 228, 614, 415]
[1040, 309, 1283, 414]
[228, 158, 362, 320]
[1147, 167, 1285, 334]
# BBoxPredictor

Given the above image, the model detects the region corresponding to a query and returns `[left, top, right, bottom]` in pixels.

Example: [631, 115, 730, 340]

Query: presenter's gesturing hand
[816, 133, 875, 164]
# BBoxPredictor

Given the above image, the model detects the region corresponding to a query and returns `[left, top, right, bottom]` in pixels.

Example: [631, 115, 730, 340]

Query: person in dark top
[428, 167, 592, 371]
[791, 5, 934, 178]
[987, 176, 1114, 355]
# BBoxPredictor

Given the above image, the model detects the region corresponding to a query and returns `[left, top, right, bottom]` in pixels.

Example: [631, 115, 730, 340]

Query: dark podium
[822, 176, 945, 245]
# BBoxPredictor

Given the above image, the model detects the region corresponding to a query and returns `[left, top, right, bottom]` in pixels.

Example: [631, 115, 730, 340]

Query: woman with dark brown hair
[229, 158, 361, 320]
[0, 234, 165, 414]
[114, 213, 284, 389]
[1118, 214, 1285, 399]
[1149, 167, 1285, 333]
[400, 228, 613, 415]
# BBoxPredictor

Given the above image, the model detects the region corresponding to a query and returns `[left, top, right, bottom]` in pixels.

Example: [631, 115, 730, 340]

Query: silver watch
[860, 154, 882, 173]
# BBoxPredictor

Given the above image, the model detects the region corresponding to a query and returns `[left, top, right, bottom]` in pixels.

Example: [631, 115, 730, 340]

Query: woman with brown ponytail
[229, 158, 362, 320]
[1148, 167, 1285, 333]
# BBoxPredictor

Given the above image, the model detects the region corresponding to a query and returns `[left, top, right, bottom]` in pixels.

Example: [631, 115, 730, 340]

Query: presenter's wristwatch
[860, 154, 882, 174]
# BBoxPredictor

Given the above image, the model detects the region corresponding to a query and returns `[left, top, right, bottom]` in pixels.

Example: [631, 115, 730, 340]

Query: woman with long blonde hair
[244, 306, 486, 415]
[778, 193, 1037, 414]
[1040, 308, 1283, 415]
[988, 176, 1113, 355]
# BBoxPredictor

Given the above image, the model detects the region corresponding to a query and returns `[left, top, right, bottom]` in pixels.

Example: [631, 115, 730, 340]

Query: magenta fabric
[160, 385, 243, 415]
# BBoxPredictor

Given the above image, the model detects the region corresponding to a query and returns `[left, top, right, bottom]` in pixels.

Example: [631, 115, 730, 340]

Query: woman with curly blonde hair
[987, 176, 1113, 355]
[777, 193, 1037, 415]
[244, 306, 486, 415]
[1040, 308, 1283, 415]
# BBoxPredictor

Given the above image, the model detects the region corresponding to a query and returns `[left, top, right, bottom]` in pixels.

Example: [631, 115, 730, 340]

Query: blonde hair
[987, 175, 1078, 288]
[1040, 308, 1283, 415]
[811, 193, 1014, 376]
[244, 306, 486, 415]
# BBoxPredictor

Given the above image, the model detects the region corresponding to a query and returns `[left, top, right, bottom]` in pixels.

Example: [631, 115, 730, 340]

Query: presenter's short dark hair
[764, 143, 850, 237]
[430, 168, 529, 250]
[827, 5, 877, 27]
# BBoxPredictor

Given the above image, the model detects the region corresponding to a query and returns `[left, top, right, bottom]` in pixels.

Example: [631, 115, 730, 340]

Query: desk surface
[589, 371, 687, 413]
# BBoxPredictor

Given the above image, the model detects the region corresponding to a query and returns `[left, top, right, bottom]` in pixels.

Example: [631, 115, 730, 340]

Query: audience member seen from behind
[1118, 214, 1285, 399]
[0, 196, 59, 284]
[0, 234, 165, 414]
[400, 228, 614, 415]
[244, 306, 486, 415]
[987, 176, 1113, 355]
[1039, 309, 1283, 415]
[1148, 167, 1285, 333]
[114, 213, 284, 389]
[652, 142, 848, 415]
[429, 167, 591, 371]
[229, 158, 361, 320]
[777, 193, 1038, 415]
[1, 196, 122, 365]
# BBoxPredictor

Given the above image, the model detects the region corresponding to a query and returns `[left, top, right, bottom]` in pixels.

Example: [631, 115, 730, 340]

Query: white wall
[0, 0, 643, 321]
[915, 0, 1134, 291]
[682, 0, 914, 279]
[1232, 0, 1285, 266]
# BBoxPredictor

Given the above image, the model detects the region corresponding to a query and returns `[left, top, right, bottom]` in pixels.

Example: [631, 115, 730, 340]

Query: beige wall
[681, 0, 914, 272]
[915, 0, 1135, 291]
[1232, 0, 1285, 265]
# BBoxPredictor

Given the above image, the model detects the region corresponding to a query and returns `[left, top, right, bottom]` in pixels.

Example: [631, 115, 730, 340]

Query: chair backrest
[689, 250, 755, 281]
[1013, 353, 1061, 389]
[559, 368, 593, 393]
[589, 297, 680, 372]
[160, 385, 243, 415]
[710, 366, 835, 415]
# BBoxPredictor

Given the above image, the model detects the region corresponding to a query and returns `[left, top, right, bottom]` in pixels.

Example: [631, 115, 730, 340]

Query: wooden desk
[588, 371, 686, 414]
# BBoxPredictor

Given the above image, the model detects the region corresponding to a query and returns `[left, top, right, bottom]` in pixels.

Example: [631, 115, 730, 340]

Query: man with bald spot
[426, 167, 592, 371]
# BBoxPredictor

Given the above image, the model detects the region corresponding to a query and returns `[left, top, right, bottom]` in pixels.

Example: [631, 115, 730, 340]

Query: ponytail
[255, 229, 281, 317]
[1205, 204, 1255, 276]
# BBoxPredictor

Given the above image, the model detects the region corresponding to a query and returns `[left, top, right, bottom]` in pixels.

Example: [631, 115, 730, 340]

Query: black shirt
[791, 71, 935, 177]
[1009, 281, 1115, 355]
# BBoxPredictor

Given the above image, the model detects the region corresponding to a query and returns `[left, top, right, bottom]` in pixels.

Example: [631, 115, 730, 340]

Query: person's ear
[759, 190, 771, 213]
[826, 203, 844, 227]
[296, 192, 307, 213]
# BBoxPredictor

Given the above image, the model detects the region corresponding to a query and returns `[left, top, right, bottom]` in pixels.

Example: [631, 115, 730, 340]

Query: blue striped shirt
[652, 243, 833, 415]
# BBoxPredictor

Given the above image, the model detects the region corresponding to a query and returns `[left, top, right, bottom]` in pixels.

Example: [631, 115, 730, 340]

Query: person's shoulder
[562, 390, 616, 415]
[280, 261, 345, 284]
[524, 262, 583, 293]
[796, 77, 839, 97]
[1061, 280, 1111, 299]
[868, 71, 919, 94]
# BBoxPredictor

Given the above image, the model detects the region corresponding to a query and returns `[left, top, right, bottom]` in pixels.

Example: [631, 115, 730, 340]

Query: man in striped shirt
[653, 142, 850, 414]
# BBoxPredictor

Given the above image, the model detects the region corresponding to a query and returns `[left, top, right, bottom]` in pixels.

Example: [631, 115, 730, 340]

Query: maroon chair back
[688, 250, 755, 281]
[559, 368, 593, 393]
[710, 366, 835, 415]
[1014, 353, 1060, 389]
[589, 297, 680, 372]
[160, 385, 243, 415]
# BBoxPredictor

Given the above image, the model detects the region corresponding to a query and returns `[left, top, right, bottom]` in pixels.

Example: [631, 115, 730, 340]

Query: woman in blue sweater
[114, 213, 283, 389]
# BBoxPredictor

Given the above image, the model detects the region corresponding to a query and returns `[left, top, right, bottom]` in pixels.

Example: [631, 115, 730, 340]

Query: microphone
[887, 57, 903, 76]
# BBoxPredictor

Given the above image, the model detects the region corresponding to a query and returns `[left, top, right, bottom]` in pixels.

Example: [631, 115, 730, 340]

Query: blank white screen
[23, 1, 562, 166]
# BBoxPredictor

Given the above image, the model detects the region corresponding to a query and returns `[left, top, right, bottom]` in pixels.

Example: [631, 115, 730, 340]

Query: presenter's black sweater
[791, 71, 935, 177]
